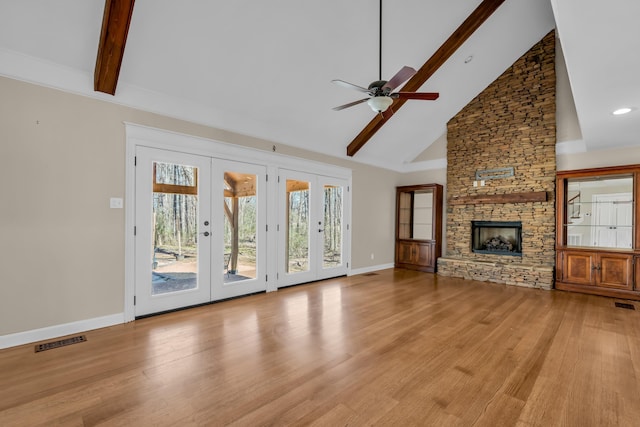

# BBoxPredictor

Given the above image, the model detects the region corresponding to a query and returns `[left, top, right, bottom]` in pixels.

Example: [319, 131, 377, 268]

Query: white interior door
[135, 147, 212, 316]
[278, 170, 348, 286]
[592, 193, 633, 248]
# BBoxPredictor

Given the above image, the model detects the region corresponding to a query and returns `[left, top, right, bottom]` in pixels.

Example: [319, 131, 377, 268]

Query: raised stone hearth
[439, 258, 553, 289]
[437, 31, 556, 290]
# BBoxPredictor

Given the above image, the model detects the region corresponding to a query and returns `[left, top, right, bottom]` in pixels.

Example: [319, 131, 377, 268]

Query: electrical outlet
[473, 181, 478, 187]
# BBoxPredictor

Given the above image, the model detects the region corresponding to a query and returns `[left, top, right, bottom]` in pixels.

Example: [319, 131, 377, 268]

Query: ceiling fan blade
[394, 92, 440, 100]
[331, 79, 372, 94]
[332, 98, 370, 111]
[382, 66, 417, 92]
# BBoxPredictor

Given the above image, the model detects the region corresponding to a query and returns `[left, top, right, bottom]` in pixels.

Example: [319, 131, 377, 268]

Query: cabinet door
[562, 251, 595, 286]
[396, 241, 416, 264]
[597, 253, 633, 290]
[415, 243, 433, 267]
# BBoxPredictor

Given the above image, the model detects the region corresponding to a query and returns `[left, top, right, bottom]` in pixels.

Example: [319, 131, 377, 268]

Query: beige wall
[557, 146, 640, 172]
[0, 76, 400, 336]
[2, 59, 638, 337]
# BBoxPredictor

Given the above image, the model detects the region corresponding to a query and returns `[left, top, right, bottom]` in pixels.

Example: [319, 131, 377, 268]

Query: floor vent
[615, 302, 635, 310]
[35, 335, 87, 353]
[362, 272, 378, 276]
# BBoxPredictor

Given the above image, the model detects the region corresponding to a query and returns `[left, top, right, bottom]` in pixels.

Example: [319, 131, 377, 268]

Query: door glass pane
[413, 190, 434, 240]
[286, 179, 310, 273]
[224, 172, 257, 283]
[565, 175, 633, 248]
[323, 184, 343, 268]
[152, 162, 198, 295]
[397, 190, 434, 240]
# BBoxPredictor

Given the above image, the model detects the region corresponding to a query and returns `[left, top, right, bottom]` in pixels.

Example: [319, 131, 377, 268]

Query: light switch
[110, 198, 123, 209]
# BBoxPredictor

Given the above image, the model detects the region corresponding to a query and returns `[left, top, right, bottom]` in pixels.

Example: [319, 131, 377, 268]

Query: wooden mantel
[448, 191, 547, 205]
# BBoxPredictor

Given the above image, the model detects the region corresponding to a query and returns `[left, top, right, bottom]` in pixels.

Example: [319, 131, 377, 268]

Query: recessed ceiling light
[613, 107, 633, 115]
[464, 55, 473, 64]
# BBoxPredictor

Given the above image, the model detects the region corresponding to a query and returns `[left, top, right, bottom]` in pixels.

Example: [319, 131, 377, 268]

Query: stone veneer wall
[437, 31, 556, 289]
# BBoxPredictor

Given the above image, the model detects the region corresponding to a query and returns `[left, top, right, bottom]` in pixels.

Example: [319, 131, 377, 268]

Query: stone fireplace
[437, 31, 556, 290]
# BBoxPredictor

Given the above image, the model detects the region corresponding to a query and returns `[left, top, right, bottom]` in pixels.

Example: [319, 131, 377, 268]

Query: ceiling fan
[331, 0, 439, 116]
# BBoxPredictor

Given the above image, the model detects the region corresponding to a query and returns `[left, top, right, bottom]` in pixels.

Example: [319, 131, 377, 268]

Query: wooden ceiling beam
[94, 0, 135, 95]
[346, 0, 506, 157]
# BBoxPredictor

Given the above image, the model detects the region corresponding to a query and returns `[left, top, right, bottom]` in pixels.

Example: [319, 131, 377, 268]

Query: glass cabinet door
[397, 188, 435, 240]
[564, 174, 633, 249]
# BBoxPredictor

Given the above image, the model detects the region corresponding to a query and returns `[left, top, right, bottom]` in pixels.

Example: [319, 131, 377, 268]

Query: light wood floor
[2, 269, 640, 426]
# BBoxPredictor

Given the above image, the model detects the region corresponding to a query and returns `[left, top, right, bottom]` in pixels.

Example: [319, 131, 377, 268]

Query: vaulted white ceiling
[0, 1, 638, 171]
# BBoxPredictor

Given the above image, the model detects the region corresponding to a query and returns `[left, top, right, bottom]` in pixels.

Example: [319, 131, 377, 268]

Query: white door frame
[124, 123, 352, 322]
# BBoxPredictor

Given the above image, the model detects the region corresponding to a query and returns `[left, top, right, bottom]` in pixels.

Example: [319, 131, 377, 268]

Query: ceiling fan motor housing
[368, 80, 389, 96]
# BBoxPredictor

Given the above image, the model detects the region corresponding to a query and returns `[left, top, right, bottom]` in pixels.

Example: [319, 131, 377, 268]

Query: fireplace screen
[471, 221, 522, 256]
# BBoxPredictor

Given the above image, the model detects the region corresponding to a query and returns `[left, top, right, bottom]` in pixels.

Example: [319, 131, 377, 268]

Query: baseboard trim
[0, 313, 124, 350]
[349, 263, 394, 276]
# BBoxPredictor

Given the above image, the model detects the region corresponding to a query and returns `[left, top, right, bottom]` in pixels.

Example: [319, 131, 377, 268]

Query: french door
[134, 147, 267, 316]
[278, 170, 348, 286]
[213, 159, 267, 300]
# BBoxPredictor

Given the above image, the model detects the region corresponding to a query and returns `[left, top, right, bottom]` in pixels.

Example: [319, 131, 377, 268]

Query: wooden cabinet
[559, 250, 633, 291]
[395, 184, 442, 272]
[556, 165, 640, 300]
[560, 250, 594, 286]
[599, 253, 634, 290]
[396, 241, 434, 270]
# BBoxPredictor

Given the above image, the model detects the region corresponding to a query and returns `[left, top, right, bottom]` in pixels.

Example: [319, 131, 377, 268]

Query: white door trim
[124, 123, 352, 322]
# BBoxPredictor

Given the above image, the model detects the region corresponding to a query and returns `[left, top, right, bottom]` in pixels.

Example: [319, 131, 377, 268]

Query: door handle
[318, 229, 324, 232]
[200, 231, 210, 237]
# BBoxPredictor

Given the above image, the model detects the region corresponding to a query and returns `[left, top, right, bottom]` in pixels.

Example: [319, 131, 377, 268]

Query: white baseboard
[0, 313, 125, 350]
[349, 263, 394, 276]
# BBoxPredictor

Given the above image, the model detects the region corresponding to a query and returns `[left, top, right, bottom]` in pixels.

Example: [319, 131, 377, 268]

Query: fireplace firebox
[471, 221, 522, 256]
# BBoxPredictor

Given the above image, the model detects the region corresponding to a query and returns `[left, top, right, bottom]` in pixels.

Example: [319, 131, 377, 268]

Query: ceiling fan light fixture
[368, 96, 393, 113]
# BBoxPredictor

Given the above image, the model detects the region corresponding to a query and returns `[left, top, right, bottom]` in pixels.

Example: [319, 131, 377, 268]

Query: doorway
[125, 124, 352, 320]
[278, 170, 349, 287]
[134, 147, 267, 316]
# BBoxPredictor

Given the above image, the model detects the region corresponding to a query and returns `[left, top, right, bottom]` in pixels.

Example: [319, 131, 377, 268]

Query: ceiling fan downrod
[378, 0, 382, 82]
[330, 0, 439, 115]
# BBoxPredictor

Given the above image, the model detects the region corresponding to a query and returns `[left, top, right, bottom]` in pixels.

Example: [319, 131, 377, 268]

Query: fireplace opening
[471, 221, 522, 256]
